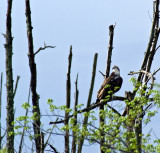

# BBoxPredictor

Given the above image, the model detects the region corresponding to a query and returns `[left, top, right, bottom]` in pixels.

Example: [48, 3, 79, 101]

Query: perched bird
[96, 65, 123, 103]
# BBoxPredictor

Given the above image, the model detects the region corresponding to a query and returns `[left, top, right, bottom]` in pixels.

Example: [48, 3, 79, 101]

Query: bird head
[112, 65, 120, 76]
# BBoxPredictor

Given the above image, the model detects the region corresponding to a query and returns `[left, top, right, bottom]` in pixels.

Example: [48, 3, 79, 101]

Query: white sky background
[0, 0, 160, 152]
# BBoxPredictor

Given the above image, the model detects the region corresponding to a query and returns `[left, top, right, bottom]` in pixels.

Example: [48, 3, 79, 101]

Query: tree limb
[106, 104, 121, 116]
[13, 75, 20, 99]
[49, 96, 126, 125]
[128, 70, 154, 89]
[34, 43, 56, 55]
[98, 70, 106, 78]
[47, 143, 59, 153]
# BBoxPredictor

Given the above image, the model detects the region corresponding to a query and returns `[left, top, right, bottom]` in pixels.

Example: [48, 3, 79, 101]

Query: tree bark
[5, 0, 14, 152]
[105, 25, 114, 77]
[25, 0, 41, 152]
[137, 0, 159, 83]
[100, 25, 114, 153]
[71, 74, 79, 153]
[126, 2, 160, 153]
[65, 46, 72, 153]
[134, 1, 160, 153]
[77, 53, 98, 153]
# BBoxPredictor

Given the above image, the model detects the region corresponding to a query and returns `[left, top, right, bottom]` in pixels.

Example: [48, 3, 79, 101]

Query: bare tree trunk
[77, 53, 98, 153]
[40, 132, 44, 153]
[25, 0, 41, 152]
[135, 121, 142, 153]
[126, 1, 160, 153]
[137, 1, 159, 153]
[137, 0, 159, 83]
[65, 46, 72, 153]
[72, 74, 79, 153]
[105, 25, 114, 78]
[99, 25, 114, 153]
[4, 0, 14, 152]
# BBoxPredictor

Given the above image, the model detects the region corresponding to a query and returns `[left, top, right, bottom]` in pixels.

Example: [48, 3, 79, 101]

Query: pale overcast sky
[0, 0, 160, 152]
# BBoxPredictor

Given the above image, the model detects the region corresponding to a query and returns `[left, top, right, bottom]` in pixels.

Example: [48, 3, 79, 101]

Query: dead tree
[25, 0, 41, 152]
[71, 74, 79, 153]
[4, 0, 14, 152]
[50, 1, 160, 153]
[77, 53, 98, 153]
[129, 1, 160, 152]
[99, 25, 115, 153]
[65, 46, 72, 153]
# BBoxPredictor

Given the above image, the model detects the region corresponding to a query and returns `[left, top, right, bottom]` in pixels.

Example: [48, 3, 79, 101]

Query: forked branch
[34, 43, 56, 55]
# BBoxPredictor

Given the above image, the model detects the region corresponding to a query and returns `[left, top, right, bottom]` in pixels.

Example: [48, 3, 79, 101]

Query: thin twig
[47, 143, 59, 153]
[13, 75, 20, 98]
[128, 70, 154, 88]
[148, 10, 153, 22]
[44, 119, 57, 150]
[34, 43, 56, 55]
[155, 44, 160, 51]
[152, 67, 160, 75]
[98, 70, 106, 78]
[138, 103, 152, 119]
[106, 104, 121, 116]
[145, 28, 160, 77]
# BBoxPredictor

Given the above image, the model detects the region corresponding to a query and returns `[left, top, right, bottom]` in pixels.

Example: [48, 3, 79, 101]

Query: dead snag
[77, 53, 98, 153]
[99, 25, 115, 153]
[65, 45, 72, 153]
[25, 0, 41, 152]
[5, 0, 14, 152]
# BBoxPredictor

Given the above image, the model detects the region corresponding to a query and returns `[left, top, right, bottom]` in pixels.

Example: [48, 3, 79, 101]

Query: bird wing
[97, 74, 115, 101]
[109, 76, 123, 92]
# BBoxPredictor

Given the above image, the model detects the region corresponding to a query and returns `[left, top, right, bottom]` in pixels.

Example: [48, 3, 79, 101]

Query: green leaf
[22, 102, 30, 109]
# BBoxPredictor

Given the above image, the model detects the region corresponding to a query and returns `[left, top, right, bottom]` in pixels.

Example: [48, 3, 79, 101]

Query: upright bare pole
[65, 46, 72, 153]
[71, 74, 79, 153]
[5, 0, 14, 152]
[25, 0, 41, 152]
[77, 53, 98, 153]
[99, 25, 114, 153]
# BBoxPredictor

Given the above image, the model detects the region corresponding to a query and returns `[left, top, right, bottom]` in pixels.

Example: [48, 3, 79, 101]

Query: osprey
[96, 65, 123, 103]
